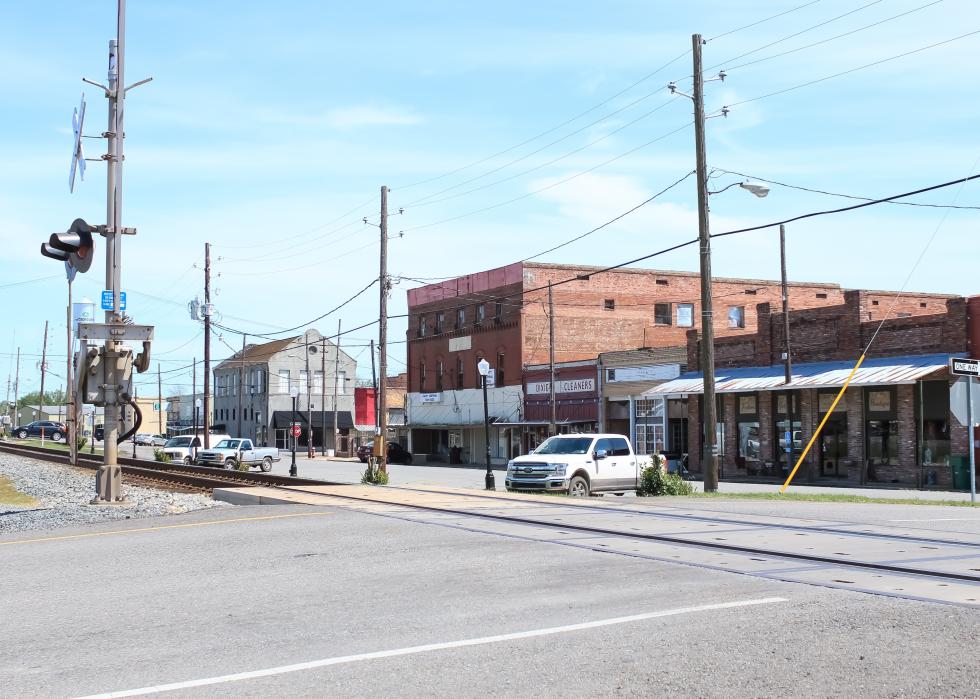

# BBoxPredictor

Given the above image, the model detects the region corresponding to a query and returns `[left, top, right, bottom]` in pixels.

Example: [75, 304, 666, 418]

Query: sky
[1, 0, 979, 400]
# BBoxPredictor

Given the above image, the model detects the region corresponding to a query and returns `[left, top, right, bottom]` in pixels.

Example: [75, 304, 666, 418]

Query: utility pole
[39, 321, 49, 445]
[378, 185, 389, 473]
[780, 223, 796, 477]
[691, 33, 719, 492]
[332, 319, 342, 456]
[548, 282, 556, 437]
[13, 348, 20, 429]
[203, 242, 211, 448]
[370, 338, 378, 432]
[237, 333, 245, 439]
[320, 337, 327, 456]
[192, 357, 198, 437]
[306, 337, 313, 458]
[157, 362, 163, 435]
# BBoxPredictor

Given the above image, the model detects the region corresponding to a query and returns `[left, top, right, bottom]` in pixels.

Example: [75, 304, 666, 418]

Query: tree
[17, 389, 66, 409]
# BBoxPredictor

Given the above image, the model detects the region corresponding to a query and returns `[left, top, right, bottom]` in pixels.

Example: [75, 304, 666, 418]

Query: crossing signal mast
[39, 0, 154, 502]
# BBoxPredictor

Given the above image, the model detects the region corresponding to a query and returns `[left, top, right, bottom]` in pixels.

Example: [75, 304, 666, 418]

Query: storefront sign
[868, 390, 891, 412]
[419, 393, 442, 403]
[605, 364, 680, 383]
[738, 395, 757, 415]
[818, 392, 844, 413]
[527, 378, 596, 395]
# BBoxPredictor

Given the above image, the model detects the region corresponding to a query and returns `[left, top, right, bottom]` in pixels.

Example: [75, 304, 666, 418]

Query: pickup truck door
[605, 437, 639, 489]
[592, 438, 620, 490]
[240, 440, 253, 461]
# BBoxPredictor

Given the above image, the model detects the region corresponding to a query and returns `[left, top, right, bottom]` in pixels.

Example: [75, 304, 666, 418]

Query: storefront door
[820, 416, 848, 478]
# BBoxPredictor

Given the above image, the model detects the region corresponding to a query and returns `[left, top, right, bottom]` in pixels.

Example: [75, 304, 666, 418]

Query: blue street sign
[101, 290, 126, 311]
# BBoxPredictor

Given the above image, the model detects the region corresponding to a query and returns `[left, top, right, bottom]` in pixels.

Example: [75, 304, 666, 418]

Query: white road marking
[887, 518, 980, 522]
[75, 597, 787, 698]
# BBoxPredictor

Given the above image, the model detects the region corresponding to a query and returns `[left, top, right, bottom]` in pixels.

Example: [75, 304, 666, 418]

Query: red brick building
[404, 262, 881, 464]
[648, 290, 977, 489]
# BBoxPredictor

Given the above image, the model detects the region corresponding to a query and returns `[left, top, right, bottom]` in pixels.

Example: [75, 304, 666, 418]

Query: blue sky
[2, 0, 979, 399]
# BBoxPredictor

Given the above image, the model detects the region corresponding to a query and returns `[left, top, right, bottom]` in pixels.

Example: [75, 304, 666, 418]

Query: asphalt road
[1, 503, 978, 698]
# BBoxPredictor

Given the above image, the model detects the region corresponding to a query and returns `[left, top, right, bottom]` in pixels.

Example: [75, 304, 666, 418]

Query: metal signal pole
[67, 282, 76, 465]
[370, 338, 378, 431]
[13, 348, 19, 429]
[320, 337, 327, 456]
[157, 362, 163, 435]
[378, 185, 389, 473]
[39, 321, 49, 446]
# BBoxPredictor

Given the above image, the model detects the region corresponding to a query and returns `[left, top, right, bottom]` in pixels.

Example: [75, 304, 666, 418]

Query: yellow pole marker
[780, 354, 866, 493]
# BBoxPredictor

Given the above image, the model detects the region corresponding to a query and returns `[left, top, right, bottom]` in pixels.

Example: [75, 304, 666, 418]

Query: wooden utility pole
[237, 333, 245, 439]
[320, 337, 327, 456]
[780, 223, 795, 473]
[332, 318, 342, 456]
[38, 321, 49, 444]
[192, 357, 198, 436]
[370, 339, 378, 431]
[13, 348, 20, 428]
[378, 185, 389, 473]
[157, 362, 163, 435]
[548, 282, 556, 437]
[692, 33, 719, 493]
[203, 242, 211, 447]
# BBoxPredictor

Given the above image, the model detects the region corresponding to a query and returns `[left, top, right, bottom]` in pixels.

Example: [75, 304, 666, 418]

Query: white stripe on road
[76, 597, 787, 698]
[887, 518, 980, 522]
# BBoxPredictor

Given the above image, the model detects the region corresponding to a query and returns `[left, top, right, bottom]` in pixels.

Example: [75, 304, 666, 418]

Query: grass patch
[15, 438, 102, 454]
[691, 491, 977, 507]
[0, 475, 38, 507]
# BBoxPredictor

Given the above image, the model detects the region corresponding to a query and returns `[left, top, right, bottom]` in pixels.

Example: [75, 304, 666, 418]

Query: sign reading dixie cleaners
[527, 378, 596, 395]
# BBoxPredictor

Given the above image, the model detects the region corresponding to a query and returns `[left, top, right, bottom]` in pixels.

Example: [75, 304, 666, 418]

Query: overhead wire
[706, 0, 824, 42]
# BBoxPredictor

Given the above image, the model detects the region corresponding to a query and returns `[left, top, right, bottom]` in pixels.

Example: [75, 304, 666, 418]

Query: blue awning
[644, 353, 960, 396]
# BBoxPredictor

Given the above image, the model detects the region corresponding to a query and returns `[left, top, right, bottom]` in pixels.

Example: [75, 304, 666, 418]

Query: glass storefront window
[918, 380, 950, 464]
[865, 387, 899, 468]
[773, 392, 801, 473]
[738, 422, 760, 460]
[635, 397, 666, 455]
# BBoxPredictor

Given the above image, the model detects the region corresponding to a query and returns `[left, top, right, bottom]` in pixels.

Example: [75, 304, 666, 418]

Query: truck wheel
[183, 457, 192, 465]
[260, 457, 272, 472]
[223, 458, 236, 470]
[568, 476, 590, 497]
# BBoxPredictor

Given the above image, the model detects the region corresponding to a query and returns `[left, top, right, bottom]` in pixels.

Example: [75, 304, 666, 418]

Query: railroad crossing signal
[41, 218, 95, 279]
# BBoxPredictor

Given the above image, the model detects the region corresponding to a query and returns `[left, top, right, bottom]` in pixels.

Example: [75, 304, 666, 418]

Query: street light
[289, 384, 299, 477]
[477, 358, 495, 491]
[739, 181, 770, 198]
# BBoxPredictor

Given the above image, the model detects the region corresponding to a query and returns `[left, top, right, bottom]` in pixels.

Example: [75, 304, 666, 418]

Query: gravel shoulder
[0, 452, 228, 534]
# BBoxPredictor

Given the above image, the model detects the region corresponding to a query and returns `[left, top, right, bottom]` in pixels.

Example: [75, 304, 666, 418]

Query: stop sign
[291, 424, 301, 438]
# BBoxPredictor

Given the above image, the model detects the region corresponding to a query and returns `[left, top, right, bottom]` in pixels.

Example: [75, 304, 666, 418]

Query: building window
[313, 370, 323, 394]
[336, 371, 346, 395]
[604, 299, 615, 311]
[676, 303, 694, 327]
[456, 308, 465, 329]
[475, 304, 486, 325]
[736, 393, 760, 466]
[436, 360, 444, 391]
[728, 306, 745, 328]
[299, 370, 309, 393]
[435, 311, 445, 334]
[494, 301, 503, 321]
[919, 302, 927, 308]
[232, 408, 236, 421]
[918, 381, 950, 465]
[278, 369, 290, 394]
[419, 360, 426, 392]
[456, 356, 464, 388]
[496, 352, 505, 386]
[418, 315, 427, 337]
[773, 392, 801, 471]
[872, 300, 880, 306]
[656, 279, 668, 286]
[865, 387, 898, 469]
[744, 289, 757, 296]
[654, 303, 672, 325]
[816, 292, 828, 299]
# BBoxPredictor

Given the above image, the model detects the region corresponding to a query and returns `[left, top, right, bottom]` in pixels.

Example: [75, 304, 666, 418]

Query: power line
[727, 29, 980, 108]
[707, 0, 824, 42]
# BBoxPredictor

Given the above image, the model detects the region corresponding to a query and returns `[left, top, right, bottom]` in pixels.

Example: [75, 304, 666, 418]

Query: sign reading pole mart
[950, 357, 980, 378]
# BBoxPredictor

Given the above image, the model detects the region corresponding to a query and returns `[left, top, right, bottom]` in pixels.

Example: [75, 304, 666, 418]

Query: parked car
[94, 425, 104, 441]
[12, 421, 67, 441]
[150, 434, 168, 447]
[134, 433, 155, 446]
[357, 440, 413, 465]
[195, 438, 281, 471]
[506, 433, 654, 497]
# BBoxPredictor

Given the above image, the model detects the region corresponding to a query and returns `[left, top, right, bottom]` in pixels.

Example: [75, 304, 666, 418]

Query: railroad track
[0, 440, 335, 492]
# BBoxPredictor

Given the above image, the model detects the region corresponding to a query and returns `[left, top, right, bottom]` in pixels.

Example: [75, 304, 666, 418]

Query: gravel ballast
[0, 452, 228, 534]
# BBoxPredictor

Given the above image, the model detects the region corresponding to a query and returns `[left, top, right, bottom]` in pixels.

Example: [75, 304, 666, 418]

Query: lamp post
[477, 358, 495, 491]
[289, 384, 299, 477]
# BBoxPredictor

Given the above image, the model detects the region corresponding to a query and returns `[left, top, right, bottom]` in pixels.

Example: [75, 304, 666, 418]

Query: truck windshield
[165, 437, 192, 448]
[214, 440, 241, 449]
[533, 437, 594, 455]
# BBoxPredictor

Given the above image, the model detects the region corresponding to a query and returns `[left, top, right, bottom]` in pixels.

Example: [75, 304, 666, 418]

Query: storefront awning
[643, 353, 960, 396]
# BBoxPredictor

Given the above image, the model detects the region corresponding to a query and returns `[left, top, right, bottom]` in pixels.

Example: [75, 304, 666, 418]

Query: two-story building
[212, 330, 357, 453]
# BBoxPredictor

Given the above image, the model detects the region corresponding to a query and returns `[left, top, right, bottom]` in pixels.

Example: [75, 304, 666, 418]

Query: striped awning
[644, 353, 959, 396]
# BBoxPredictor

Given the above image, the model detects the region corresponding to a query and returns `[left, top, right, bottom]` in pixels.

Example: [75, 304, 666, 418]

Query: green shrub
[153, 448, 172, 463]
[235, 460, 250, 472]
[361, 462, 389, 485]
[637, 466, 694, 497]
[76, 435, 88, 451]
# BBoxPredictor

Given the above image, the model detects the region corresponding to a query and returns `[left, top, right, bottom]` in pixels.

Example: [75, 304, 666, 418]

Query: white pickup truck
[195, 438, 281, 472]
[505, 433, 653, 497]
